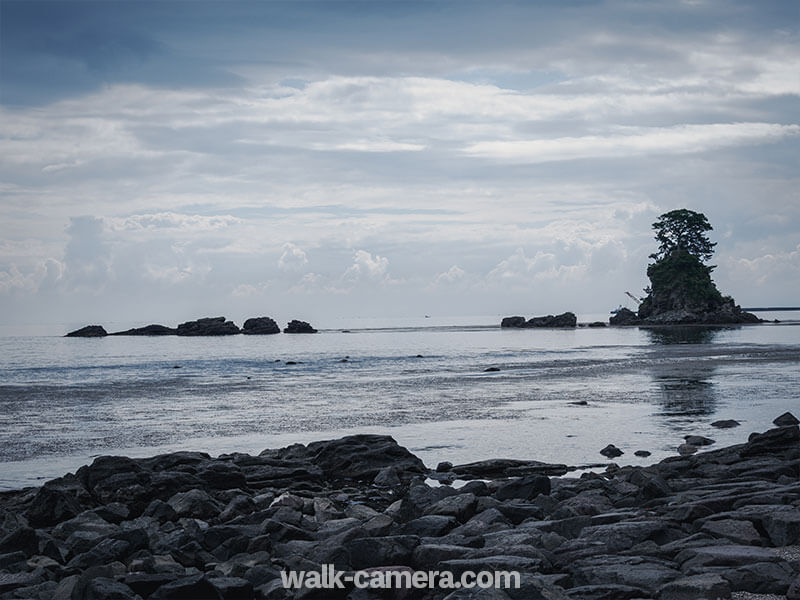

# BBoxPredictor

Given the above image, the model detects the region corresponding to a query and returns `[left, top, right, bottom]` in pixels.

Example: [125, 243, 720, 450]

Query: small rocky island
[65, 317, 317, 338]
[1, 416, 799, 599]
[612, 209, 761, 326]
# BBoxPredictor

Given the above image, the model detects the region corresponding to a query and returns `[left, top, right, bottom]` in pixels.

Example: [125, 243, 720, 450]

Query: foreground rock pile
[1, 422, 799, 599]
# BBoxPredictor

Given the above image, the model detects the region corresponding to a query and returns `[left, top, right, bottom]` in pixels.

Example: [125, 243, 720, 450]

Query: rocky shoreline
[1, 416, 799, 599]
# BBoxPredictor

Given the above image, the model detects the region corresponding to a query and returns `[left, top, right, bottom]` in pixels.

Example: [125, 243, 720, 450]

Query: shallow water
[1, 314, 798, 490]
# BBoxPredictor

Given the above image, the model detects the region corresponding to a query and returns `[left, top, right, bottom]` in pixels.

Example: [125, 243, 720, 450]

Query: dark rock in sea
[64, 325, 107, 337]
[501, 316, 527, 328]
[774, 411, 800, 427]
[110, 324, 177, 336]
[609, 308, 641, 326]
[526, 312, 577, 328]
[451, 458, 569, 479]
[283, 319, 318, 333]
[684, 435, 715, 446]
[242, 316, 280, 335]
[711, 419, 740, 429]
[587, 321, 607, 327]
[176, 316, 240, 336]
[484, 366, 501, 372]
[436, 461, 453, 472]
[501, 312, 577, 328]
[634, 450, 651, 457]
[677, 443, 698, 455]
[600, 444, 623, 458]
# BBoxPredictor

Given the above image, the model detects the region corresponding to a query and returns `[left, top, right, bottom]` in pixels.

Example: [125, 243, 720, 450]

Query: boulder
[65, 325, 107, 337]
[176, 316, 240, 336]
[285, 434, 426, 482]
[242, 317, 280, 335]
[774, 411, 800, 427]
[600, 445, 623, 458]
[283, 319, 318, 333]
[711, 419, 740, 429]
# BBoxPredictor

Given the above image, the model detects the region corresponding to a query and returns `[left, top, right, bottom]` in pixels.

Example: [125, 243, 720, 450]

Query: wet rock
[634, 450, 652, 457]
[684, 435, 715, 446]
[741, 425, 800, 456]
[242, 317, 280, 335]
[451, 458, 568, 479]
[711, 419, 740, 429]
[65, 325, 108, 337]
[677, 444, 698, 456]
[283, 320, 318, 334]
[774, 411, 800, 427]
[599, 445, 623, 459]
[150, 573, 222, 599]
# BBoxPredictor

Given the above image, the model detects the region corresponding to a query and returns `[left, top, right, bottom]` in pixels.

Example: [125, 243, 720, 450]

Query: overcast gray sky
[1, 0, 798, 327]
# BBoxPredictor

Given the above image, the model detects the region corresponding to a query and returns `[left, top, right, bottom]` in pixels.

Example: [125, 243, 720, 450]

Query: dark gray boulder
[176, 316, 240, 336]
[65, 325, 107, 337]
[774, 411, 800, 427]
[242, 317, 280, 335]
[600, 444, 623, 458]
[711, 419, 740, 429]
[283, 319, 318, 333]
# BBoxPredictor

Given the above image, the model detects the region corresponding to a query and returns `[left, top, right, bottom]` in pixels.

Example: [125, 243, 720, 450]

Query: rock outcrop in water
[2, 417, 799, 599]
[501, 312, 577, 328]
[110, 325, 177, 336]
[242, 317, 280, 335]
[632, 210, 761, 325]
[283, 320, 318, 334]
[176, 317, 241, 336]
[64, 325, 108, 337]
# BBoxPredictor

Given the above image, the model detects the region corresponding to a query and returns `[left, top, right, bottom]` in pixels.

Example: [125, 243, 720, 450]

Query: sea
[1, 312, 798, 491]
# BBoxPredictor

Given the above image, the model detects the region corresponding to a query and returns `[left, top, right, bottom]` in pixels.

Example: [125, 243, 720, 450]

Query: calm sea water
[1, 313, 798, 490]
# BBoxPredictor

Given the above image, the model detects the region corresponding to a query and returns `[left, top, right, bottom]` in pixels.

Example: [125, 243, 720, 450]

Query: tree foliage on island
[639, 208, 724, 317]
[650, 208, 717, 263]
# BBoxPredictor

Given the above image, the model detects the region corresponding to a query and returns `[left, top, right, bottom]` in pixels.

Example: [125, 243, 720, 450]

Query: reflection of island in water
[651, 362, 718, 417]
[643, 325, 738, 345]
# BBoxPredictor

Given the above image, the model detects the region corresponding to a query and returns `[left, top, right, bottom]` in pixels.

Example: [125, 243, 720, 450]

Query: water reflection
[651, 362, 718, 417]
[644, 326, 737, 345]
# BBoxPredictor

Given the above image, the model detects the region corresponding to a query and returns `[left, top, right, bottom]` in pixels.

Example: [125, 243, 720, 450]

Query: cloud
[342, 250, 391, 285]
[463, 123, 800, 163]
[278, 243, 309, 272]
[434, 265, 467, 286]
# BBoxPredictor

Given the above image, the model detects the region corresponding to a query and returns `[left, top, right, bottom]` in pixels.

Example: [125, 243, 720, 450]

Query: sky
[1, 0, 798, 328]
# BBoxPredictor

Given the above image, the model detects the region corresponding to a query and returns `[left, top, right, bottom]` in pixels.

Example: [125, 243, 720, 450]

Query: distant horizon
[2, 1, 798, 326]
